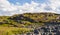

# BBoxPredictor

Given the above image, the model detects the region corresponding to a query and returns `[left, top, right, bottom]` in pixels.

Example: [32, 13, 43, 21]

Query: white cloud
[49, 0, 60, 13]
[0, 0, 60, 16]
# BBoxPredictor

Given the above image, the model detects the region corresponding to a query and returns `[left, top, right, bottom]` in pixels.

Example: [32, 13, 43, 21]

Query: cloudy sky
[0, 0, 60, 16]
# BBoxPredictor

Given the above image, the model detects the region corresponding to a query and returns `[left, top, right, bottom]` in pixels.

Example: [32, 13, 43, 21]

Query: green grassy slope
[0, 13, 60, 35]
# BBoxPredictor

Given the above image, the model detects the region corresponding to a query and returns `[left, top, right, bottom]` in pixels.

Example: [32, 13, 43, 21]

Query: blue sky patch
[8, 0, 32, 5]
[8, 0, 50, 5]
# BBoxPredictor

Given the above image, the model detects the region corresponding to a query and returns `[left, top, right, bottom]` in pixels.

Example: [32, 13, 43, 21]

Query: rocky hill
[0, 13, 60, 28]
[0, 13, 60, 35]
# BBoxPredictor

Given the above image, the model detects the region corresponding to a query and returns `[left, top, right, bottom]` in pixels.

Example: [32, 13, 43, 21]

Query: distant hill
[10, 13, 60, 22]
[0, 13, 60, 28]
[0, 13, 60, 35]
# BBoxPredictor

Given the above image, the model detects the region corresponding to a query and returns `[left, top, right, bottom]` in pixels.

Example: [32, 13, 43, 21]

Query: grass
[0, 27, 33, 35]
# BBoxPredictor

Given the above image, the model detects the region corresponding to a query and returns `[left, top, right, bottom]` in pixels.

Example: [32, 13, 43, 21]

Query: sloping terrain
[0, 13, 60, 27]
[0, 13, 60, 35]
